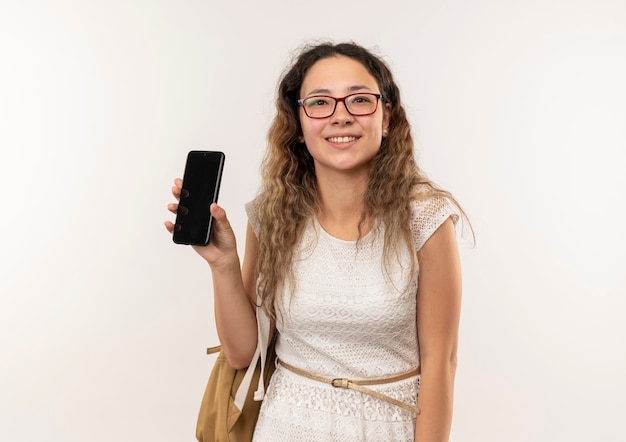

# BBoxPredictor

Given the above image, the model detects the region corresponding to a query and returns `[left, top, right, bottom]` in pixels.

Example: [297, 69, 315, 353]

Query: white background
[1, 1, 625, 441]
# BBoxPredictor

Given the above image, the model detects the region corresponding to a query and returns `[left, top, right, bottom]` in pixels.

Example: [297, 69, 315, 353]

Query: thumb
[210, 202, 227, 223]
[210, 203, 234, 235]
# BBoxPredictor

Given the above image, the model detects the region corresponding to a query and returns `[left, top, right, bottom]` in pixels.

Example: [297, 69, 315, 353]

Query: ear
[298, 135, 305, 143]
[382, 103, 391, 137]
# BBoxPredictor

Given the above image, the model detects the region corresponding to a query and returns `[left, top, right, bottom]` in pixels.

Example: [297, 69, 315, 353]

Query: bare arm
[208, 212, 259, 368]
[165, 178, 259, 368]
[414, 218, 462, 441]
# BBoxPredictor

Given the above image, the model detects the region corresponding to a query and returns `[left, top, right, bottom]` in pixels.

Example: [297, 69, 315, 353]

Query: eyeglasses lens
[302, 93, 380, 118]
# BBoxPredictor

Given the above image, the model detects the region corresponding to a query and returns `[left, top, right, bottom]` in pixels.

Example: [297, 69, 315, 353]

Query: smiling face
[298, 56, 390, 178]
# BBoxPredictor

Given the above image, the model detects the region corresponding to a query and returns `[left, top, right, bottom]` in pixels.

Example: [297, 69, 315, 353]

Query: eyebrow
[305, 84, 375, 97]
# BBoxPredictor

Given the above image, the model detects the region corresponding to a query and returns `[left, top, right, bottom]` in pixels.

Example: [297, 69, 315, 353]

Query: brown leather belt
[278, 359, 420, 415]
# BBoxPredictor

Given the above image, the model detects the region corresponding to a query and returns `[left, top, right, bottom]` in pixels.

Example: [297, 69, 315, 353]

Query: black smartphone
[172, 150, 225, 246]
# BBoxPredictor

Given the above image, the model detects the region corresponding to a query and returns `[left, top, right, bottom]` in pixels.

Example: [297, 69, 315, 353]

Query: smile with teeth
[327, 136, 358, 143]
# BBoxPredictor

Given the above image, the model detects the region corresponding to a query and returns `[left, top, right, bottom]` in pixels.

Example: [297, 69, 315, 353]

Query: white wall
[1, 1, 625, 440]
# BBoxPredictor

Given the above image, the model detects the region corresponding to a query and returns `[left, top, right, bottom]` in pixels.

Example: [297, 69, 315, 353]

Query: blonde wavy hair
[255, 41, 468, 319]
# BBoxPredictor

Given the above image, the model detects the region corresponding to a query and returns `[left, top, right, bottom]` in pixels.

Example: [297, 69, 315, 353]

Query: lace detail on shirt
[247, 195, 456, 442]
[254, 367, 419, 442]
[410, 193, 459, 252]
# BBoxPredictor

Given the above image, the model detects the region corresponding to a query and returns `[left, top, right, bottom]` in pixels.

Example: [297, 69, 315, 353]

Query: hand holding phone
[172, 151, 225, 246]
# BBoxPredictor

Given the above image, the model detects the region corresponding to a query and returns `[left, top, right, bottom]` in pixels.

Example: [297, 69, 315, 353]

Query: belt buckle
[331, 378, 350, 389]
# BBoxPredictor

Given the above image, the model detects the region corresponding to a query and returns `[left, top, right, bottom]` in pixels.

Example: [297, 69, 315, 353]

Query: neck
[314, 169, 372, 240]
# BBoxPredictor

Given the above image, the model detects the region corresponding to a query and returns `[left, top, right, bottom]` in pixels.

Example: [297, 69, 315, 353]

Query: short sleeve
[245, 198, 260, 237]
[410, 196, 458, 252]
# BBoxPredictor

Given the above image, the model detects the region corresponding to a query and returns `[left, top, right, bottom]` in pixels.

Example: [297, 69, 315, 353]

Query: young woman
[166, 41, 464, 442]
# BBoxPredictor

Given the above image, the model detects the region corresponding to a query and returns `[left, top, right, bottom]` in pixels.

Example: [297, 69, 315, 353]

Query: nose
[330, 100, 353, 124]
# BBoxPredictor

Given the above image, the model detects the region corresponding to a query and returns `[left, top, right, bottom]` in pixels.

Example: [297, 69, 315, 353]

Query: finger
[210, 203, 233, 234]
[171, 178, 183, 199]
[167, 203, 179, 214]
[164, 220, 182, 233]
[210, 203, 227, 222]
[164, 220, 174, 233]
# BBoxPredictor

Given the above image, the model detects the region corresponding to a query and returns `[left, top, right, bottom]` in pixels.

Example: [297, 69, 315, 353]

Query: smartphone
[172, 151, 225, 246]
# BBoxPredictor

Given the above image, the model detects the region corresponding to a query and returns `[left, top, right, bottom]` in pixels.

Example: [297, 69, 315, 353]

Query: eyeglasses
[298, 93, 383, 119]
